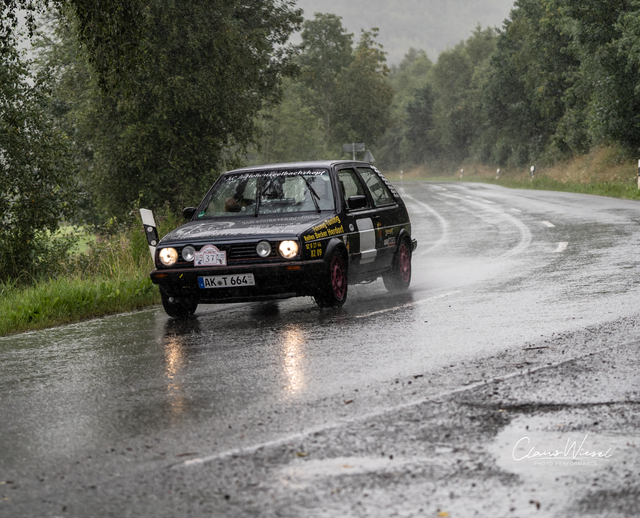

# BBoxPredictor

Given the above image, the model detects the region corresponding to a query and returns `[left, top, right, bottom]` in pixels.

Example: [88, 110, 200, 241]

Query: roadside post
[140, 208, 159, 262]
[460, 168, 463, 179]
[496, 168, 500, 180]
[343, 142, 365, 161]
[530, 165, 535, 179]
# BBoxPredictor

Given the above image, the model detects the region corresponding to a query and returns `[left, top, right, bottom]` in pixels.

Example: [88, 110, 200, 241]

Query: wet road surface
[1, 182, 640, 517]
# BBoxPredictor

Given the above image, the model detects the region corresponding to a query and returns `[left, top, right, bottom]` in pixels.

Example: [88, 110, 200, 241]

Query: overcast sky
[293, 0, 515, 64]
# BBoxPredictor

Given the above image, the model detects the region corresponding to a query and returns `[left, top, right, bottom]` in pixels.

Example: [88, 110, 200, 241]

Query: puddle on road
[279, 455, 418, 487]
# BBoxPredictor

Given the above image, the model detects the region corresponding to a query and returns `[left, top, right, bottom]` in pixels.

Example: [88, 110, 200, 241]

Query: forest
[3, 0, 640, 287]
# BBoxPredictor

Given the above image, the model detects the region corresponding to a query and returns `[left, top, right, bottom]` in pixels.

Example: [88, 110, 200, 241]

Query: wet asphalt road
[1, 181, 640, 517]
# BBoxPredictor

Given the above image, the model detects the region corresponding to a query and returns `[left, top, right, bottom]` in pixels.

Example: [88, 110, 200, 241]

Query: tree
[405, 84, 438, 163]
[298, 12, 354, 142]
[480, 1, 581, 165]
[252, 14, 393, 163]
[0, 39, 75, 282]
[561, 0, 640, 151]
[332, 28, 394, 147]
[39, 0, 304, 217]
[254, 78, 329, 164]
[425, 26, 497, 162]
[1, 0, 44, 45]
[376, 48, 433, 169]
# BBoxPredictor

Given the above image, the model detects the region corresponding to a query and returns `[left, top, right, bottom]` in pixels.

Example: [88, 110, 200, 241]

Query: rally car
[149, 161, 417, 317]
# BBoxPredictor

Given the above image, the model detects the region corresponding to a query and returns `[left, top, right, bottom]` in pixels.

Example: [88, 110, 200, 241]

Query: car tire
[383, 237, 412, 292]
[314, 250, 348, 308]
[160, 286, 198, 318]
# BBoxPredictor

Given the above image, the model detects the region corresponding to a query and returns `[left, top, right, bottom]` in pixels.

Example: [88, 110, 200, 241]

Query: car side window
[338, 169, 371, 211]
[357, 167, 395, 207]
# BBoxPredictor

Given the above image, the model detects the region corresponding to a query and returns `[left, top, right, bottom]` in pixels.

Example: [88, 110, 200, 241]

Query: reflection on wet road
[2, 181, 640, 483]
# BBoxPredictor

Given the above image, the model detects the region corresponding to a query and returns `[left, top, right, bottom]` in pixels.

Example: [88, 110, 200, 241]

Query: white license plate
[198, 274, 255, 289]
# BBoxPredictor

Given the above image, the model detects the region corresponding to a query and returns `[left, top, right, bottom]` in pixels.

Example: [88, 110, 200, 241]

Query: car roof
[223, 160, 374, 174]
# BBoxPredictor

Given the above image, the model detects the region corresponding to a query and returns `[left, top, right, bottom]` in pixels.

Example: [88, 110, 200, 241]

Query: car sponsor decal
[194, 244, 227, 267]
[232, 169, 327, 180]
[303, 215, 344, 242]
[356, 218, 377, 264]
[371, 165, 400, 198]
[305, 240, 323, 258]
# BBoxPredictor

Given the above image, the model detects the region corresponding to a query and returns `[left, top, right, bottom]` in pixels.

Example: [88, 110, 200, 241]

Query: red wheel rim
[399, 243, 411, 283]
[330, 256, 346, 299]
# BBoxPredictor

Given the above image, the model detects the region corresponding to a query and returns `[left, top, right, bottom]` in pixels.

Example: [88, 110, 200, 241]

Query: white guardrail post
[140, 208, 159, 262]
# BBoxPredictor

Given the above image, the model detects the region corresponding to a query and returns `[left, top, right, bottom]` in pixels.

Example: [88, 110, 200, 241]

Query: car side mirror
[182, 207, 197, 220]
[347, 195, 368, 210]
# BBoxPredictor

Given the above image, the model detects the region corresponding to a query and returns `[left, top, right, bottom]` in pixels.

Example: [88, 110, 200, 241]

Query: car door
[356, 166, 402, 271]
[337, 167, 381, 275]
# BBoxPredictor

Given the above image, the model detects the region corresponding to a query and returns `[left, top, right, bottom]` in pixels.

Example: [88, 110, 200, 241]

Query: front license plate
[194, 244, 227, 267]
[198, 274, 256, 289]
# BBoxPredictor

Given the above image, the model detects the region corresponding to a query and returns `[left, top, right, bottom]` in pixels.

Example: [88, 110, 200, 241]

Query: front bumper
[150, 259, 325, 303]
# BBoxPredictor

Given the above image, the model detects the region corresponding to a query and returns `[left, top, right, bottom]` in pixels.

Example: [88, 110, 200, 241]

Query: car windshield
[197, 169, 335, 217]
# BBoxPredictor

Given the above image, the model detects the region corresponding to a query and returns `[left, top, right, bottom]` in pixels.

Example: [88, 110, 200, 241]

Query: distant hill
[293, 0, 514, 64]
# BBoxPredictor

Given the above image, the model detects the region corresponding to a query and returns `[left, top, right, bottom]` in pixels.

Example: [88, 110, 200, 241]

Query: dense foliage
[1, 0, 302, 284]
[251, 13, 394, 163]
[380, 0, 640, 170]
[0, 34, 76, 283]
[52, 0, 303, 217]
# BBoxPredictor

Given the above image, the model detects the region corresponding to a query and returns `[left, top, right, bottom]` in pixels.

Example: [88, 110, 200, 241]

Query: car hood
[160, 214, 334, 244]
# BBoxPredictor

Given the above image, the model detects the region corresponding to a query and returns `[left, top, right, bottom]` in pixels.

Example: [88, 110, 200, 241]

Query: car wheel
[314, 250, 348, 308]
[383, 237, 412, 292]
[160, 286, 198, 318]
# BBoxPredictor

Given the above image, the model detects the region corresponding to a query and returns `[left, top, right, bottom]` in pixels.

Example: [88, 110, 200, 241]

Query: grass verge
[0, 273, 159, 336]
[1, 210, 181, 337]
[386, 146, 640, 200]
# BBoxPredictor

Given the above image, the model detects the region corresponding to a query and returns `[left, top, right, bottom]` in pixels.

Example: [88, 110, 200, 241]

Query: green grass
[470, 177, 640, 199]
[0, 210, 182, 337]
[0, 273, 159, 336]
[486, 177, 640, 199]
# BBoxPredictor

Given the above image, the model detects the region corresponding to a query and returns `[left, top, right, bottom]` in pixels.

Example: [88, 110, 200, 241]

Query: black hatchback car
[150, 161, 417, 317]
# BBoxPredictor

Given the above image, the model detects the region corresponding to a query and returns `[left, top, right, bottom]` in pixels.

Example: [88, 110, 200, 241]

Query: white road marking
[428, 192, 532, 260]
[465, 195, 495, 204]
[355, 291, 459, 319]
[511, 208, 522, 212]
[554, 242, 569, 253]
[402, 194, 449, 253]
[542, 221, 556, 227]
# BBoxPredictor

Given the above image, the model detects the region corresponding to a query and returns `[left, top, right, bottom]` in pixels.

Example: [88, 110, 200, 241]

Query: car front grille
[226, 242, 277, 260]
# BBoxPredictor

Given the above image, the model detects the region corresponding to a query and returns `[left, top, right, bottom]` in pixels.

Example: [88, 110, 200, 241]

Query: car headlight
[182, 245, 196, 262]
[256, 240, 272, 258]
[278, 240, 299, 259]
[159, 247, 178, 266]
